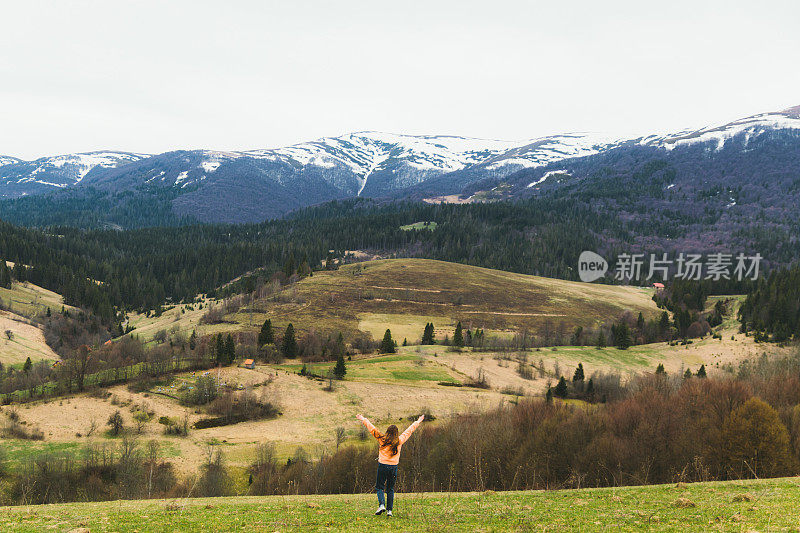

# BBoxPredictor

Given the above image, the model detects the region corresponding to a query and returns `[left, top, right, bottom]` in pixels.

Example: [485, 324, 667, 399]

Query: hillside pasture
[0, 310, 59, 365]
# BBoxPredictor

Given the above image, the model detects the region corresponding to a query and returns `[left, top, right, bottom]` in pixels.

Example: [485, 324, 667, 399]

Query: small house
[652, 282, 665, 291]
[243, 359, 255, 369]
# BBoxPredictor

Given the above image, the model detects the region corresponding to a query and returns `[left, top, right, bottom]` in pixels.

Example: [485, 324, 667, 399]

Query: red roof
[653, 282, 665, 289]
[243, 359, 254, 365]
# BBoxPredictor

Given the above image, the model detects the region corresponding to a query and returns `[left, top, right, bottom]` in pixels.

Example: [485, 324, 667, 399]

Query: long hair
[379, 425, 400, 455]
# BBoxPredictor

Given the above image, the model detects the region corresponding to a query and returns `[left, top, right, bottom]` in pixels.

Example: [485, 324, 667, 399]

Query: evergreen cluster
[421, 323, 435, 344]
[214, 334, 236, 366]
[740, 264, 800, 342]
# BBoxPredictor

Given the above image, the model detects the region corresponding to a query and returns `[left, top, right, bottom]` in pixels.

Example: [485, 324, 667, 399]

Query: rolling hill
[222, 258, 662, 341]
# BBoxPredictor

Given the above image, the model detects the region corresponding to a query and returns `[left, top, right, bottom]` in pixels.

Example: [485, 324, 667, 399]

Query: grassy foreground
[3, 478, 800, 532]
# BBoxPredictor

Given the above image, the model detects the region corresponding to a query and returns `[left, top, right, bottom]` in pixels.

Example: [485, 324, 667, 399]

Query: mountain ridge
[2, 105, 800, 225]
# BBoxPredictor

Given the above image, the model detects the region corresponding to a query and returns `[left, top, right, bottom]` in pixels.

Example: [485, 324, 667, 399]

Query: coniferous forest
[2, 195, 797, 324]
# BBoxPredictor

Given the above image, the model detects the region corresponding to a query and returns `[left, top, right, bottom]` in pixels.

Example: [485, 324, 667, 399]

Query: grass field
[0, 281, 72, 319]
[400, 221, 438, 231]
[3, 477, 800, 531]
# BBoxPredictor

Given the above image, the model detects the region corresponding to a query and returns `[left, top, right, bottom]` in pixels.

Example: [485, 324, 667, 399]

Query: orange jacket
[360, 418, 421, 465]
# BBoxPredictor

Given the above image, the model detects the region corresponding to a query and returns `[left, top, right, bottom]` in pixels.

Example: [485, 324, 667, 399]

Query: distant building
[653, 282, 665, 291]
[243, 359, 255, 369]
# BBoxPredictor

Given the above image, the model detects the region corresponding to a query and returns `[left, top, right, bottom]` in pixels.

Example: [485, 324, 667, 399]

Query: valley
[0, 259, 780, 479]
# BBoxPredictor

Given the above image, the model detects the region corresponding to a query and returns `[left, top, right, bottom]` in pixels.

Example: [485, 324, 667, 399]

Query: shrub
[107, 411, 124, 436]
[465, 368, 489, 389]
[720, 397, 796, 478]
[195, 389, 280, 428]
[2, 419, 44, 440]
[179, 375, 218, 406]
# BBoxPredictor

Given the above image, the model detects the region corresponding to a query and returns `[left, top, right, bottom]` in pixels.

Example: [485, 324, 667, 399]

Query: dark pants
[375, 463, 398, 510]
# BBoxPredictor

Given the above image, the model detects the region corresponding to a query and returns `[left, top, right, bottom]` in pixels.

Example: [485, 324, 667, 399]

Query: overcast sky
[1, 0, 798, 159]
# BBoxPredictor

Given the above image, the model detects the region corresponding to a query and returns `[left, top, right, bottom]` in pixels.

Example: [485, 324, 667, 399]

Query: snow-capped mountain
[473, 105, 800, 208]
[2, 105, 800, 225]
[0, 151, 148, 198]
[0, 132, 620, 201]
[643, 105, 800, 151]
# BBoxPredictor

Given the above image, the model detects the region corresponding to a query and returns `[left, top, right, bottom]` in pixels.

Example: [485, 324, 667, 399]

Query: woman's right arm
[355, 414, 381, 439]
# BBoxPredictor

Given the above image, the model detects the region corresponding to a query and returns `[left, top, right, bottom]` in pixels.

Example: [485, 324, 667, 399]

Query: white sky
[1, 0, 799, 160]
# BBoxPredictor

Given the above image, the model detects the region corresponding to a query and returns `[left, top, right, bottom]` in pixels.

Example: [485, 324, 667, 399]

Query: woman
[356, 413, 424, 517]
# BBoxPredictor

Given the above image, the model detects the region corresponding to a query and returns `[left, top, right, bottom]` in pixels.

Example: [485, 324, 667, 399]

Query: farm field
[2, 477, 799, 532]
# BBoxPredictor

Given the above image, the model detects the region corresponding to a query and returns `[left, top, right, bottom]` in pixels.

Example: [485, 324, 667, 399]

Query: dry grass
[0, 310, 59, 365]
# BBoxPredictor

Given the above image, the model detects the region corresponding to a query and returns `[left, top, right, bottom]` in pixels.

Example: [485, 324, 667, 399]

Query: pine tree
[333, 353, 347, 379]
[225, 334, 236, 365]
[596, 331, 606, 348]
[282, 324, 298, 358]
[283, 254, 296, 278]
[586, 378, 594, 396]
[465, 329, 472, 346]
[655, 363, 666, 374]
[0, 260, 9, 289]
[659, 311, 670, 333]
[334, 332, 346, 359]
[697, 364, 707, 378]
[684, 368, 693, 379]
[22, 357, 32, 374]
[13, 262, 25, 283]
[421, 323, 435, 345]
[545, 387, 553, 403]
[380, 329, 396, 354]
[259, 319, 274, 346]
[297, 259, 312, 278]
[453, 322, 464, 348]
[189, 330, 197, 350]
[637, 312, 645, 331]
[572, 363, 585, 382]
[612, 322, 631, 349]
[554, 376, 569, 398]
[215, 334, 225, 365]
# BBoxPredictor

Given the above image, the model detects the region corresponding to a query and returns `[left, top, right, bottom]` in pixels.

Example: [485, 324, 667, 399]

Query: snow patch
[527, 169, 571, 188]
[200, 161, 221, 173]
